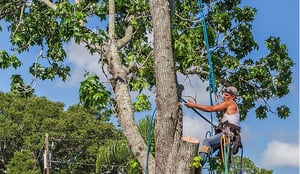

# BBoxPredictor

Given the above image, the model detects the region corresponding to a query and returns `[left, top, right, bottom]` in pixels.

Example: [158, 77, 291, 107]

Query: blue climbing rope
[197, 0, 217, 133]
[197, 1, 218, 173]
[145, 108, 156, 174]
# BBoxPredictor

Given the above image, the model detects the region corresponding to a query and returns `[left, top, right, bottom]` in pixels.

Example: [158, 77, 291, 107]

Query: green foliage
[133, 94, 151, 112]
[172, 0, 294, 120]
[137, 116, 155, 155]
[0, 50, 21, 69]
[277, 105, 290, 119]
[0, 0, 293, 173]
[0, 0, 295, 141]
[96, 140, 132, 173]
[209, 156, 225, 173]
[50, 105, 117, 173]
[0, 92, 118, 173]
[233, 36, 293, 120]
[256, 105, 268, 119]
[79, 72, 112, 117]
[96, 116, 155, 173]
[230, 156, 273, 174]
[198, 155, 273, 174]
[7, 150, 40, 174]
[190, 156, 202, 169]
[127, 159, 141, 174]
[10, 74, 34, 97]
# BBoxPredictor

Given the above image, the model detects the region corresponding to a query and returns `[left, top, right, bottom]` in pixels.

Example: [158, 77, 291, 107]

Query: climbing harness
[220, 133, 231, 174]
[216, 121, 243, 174]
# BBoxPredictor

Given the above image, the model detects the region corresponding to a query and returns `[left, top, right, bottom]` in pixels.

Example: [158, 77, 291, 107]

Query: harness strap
[220, 134, 231, 174]
[220, 134, 230, 164]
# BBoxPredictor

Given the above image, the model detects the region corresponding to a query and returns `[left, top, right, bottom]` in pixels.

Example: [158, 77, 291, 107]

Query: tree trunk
[105, 0, 199, 173]
[150, 0, 178, 172]
[104, 0, 156, 173]
[176, 136, 200, 174]
[150, 0, 199, 173]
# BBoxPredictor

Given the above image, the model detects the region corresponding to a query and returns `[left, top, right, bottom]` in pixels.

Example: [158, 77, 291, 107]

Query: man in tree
[185, 86, 241, 170]
[0, 0, 294, 173]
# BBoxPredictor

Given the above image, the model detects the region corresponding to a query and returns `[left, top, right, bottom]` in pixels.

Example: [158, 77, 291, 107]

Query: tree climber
[185, 86, 242, 170]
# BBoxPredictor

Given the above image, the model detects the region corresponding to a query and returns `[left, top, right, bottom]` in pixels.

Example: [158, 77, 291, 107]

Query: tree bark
[176, 136, 200, 174]
[150, 0, 199, 173]
[150, 0, 180, 173]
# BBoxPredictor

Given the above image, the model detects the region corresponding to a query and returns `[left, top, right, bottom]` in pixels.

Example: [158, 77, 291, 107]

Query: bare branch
[116, 25, 134, 49]
[39, 0, 57, 10]
[108, 0, 115, 39]
[12, 4, 25, 38]
[124, 61, 137, 75]
[74, 0, 82, 3]
[182, 63, 208, 76]
[137, 51, 153, 68]
[175, 13, 200, 23]
[217, 29, 234, 47]
[30, 49, 44, 89]
[116, 15, 134, 49]
[74, 0, 85, 26]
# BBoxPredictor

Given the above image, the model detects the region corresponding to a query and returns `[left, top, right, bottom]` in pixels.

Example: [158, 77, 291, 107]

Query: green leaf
[79, 72, 111, 112]
[255, 105, 268, 119]
[277, 105, 290, 119]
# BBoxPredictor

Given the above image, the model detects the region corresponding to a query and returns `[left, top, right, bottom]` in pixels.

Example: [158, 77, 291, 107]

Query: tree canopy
[0, 0, 294, 119]
[0, 0, 295, 173]
[0, 92, 118, 173]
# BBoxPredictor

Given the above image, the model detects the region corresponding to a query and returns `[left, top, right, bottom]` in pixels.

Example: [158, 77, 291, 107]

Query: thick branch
[39, 0, 56, 10]
[108, 0, 115, 39]
[105, 0, 155, 173]
[116, 25, 133, 49]
[12, 4, 25, 37]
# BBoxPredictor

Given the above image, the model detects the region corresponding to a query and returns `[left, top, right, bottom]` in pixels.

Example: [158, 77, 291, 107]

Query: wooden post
[45, 133, 50, 174]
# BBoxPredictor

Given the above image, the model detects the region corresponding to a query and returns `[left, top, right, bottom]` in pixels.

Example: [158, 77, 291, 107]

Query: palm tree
[96, 116, 155, 174]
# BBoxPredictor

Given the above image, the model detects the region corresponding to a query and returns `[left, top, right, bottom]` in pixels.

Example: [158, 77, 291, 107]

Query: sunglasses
[224, 93, 232, 97]
[224, 88, 234, 95]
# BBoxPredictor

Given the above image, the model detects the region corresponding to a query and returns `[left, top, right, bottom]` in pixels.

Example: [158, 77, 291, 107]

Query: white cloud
[183, 114, 215, 144]
[55, 41, 105, 88]
[66, 41, 99, 72]
[261, 140, 299, 168]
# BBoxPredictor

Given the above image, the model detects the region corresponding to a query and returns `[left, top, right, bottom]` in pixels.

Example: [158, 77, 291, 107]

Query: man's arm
[185, 100, 230, 112]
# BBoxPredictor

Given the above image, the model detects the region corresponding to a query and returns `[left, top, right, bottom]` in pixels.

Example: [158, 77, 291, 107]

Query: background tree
[7, 150, 40, 174]
[230, 156, 273, 174]
[0, 92, 118, 173]
[198, 155, 273, 174]
[0, 0, 294, 173]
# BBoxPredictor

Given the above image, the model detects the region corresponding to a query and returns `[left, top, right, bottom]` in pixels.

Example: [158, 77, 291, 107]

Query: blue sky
[239, 1, 299, 173]
[0, 0, 299, 173]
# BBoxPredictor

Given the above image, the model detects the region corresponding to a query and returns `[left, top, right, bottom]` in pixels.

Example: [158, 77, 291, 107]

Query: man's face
[223, 92, 235, 100]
